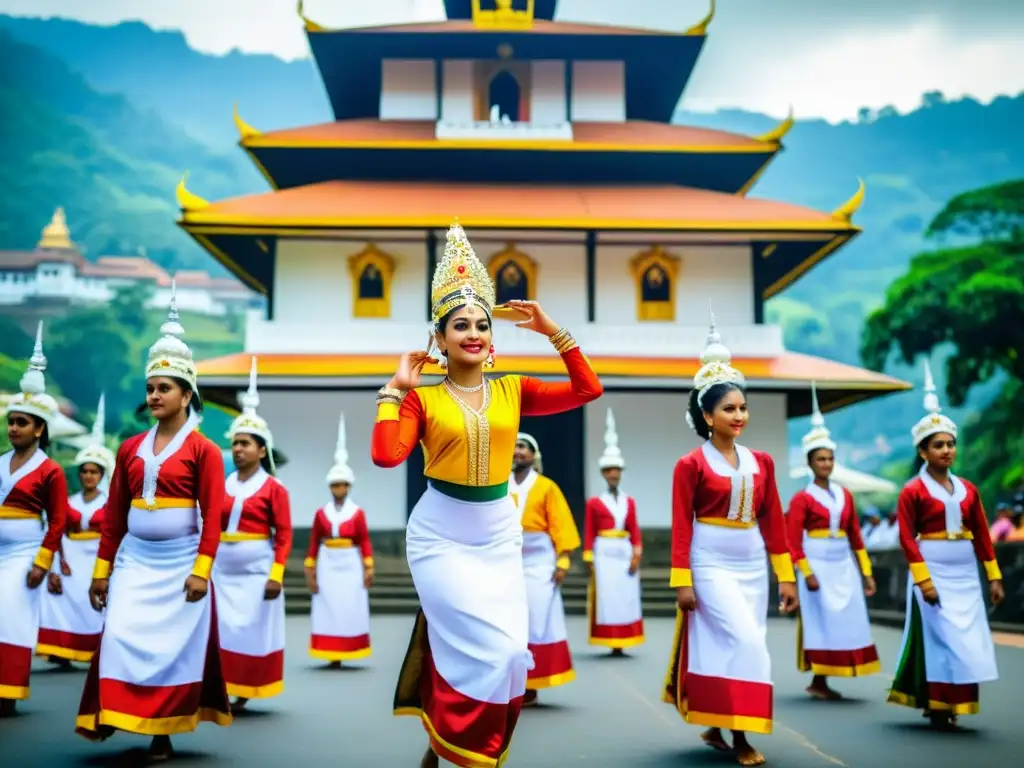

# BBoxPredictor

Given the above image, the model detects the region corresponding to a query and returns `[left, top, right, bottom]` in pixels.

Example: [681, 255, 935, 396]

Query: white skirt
[213, 539, 286, 697]
[38, 536, 105, 662]
[310, 545, 371, 660]
[523, 531, 573, 689]
[0, 521, 44, 699]
[796, 536, 878, 676]
[590, 534, 644, 647]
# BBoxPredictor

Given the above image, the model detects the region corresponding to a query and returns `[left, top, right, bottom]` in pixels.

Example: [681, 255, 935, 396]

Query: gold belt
[323, 538, 354, 549]
[131, 498, 195, 511]
[919, 530, 973, 541]
[220, 532, 271, 543]
[597, 530, 629, 539]
[696, 516, 757, 530]
[807, 529, 847, 539]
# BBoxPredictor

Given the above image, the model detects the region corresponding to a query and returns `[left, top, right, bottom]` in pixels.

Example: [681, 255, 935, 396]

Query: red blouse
[582, 494, 642, 563]
[0, 452, 69, 570]
[304, 505, 373, 568]
[670, 447, 794, 588]
[220, 474, 293, 583]
[786, 486, 872, 578]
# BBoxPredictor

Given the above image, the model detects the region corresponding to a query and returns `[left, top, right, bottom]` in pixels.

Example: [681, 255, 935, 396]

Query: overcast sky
[2, 0, 1022, 121]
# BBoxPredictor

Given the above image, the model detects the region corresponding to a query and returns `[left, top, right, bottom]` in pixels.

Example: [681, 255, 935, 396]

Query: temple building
[180, 0, 909, 530]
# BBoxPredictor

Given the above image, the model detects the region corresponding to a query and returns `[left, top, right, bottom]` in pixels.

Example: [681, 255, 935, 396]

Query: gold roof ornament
[430, 221, 496, 325]
[297, 0, 327, 32]
[685, 0, 715, 35]
[831, 178, 866, 225]
[37, 207, 74, 251]
[755, 107, 795, 144]
[472, 0, 535, 31]
[233, 102, 262, 142]
[176, 172, 210, 212]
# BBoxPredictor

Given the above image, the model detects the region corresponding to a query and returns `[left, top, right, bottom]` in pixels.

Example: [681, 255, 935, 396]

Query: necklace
[444, 376, 484, 393]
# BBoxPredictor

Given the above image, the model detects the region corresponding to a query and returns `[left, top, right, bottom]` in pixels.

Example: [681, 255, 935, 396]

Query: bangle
[548, 327, 578, 354]
[376, 386, 406, 406]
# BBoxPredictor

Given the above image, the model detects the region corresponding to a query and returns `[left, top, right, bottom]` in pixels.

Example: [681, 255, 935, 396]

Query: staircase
[282, 557, 680, 618]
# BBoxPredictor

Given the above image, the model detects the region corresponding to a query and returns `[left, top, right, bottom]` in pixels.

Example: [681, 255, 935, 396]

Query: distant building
[0, 208, 259, 316]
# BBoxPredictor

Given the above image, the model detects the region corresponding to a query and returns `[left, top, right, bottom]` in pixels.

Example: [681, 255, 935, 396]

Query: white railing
[245, 318, 784, 359]
[435, 120, 573, 141]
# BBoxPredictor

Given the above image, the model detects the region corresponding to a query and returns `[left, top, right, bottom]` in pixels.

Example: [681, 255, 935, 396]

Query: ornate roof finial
[298, 0, 327, 32]
[832, 178, 866, 224]
[755, 107, 795, 143]
[685, 0, 715, 35]
[176, 172, 209, 212]
[37, 207, 74, 250]
[233, 102, 262, 142]
[20, 322, 47, 395]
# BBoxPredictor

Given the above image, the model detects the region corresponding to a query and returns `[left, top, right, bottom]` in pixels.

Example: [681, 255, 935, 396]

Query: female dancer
[305, 412, 374, 665]
[77, 287, 231, 760]
[787, 383, 879, 701]
[214, 358, 292, 712]
[583, 407, 645, 655]
[663, 310, 798, 767]
[373, 222, 602, 768]
[0, 324, 68, 716]
[38, 394, 115, 666]
[888, 361, 1003, 729]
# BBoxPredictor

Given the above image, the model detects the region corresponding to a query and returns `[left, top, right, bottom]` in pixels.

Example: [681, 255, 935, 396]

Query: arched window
[348, 244, 396, 318]
[629, 246, 681, 321]
[488, 70, 520, 122]
[487, 244, 537, 305]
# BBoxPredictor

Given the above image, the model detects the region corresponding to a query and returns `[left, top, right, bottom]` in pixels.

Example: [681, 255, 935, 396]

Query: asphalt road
[1, 615, 1020, 767]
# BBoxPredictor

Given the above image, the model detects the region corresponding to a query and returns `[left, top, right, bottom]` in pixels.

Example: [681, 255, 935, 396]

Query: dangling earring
[439, 349, 448, 370]
[485, 345, 496, 369]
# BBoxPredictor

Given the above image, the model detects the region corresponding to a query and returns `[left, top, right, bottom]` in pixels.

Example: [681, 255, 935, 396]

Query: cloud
[1, 0, 1021, 121]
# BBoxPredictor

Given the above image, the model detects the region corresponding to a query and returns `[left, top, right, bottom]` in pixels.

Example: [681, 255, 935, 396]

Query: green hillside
[0, 28, 264, 271]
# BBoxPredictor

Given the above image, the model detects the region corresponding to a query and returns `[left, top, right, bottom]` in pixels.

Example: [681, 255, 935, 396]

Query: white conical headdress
[226, 357, 276, 472]
[7, 322, 60, 425]
[516, 432, 543, 473]
[146, 279, 198, 391]
[911, 359, 957, 445]
[801, 381, 837, 455]
[326, 411, 355, 485]
[598, 408, 625, 470]
[75, 393, 116, 479]
[692, 300, 744, 404]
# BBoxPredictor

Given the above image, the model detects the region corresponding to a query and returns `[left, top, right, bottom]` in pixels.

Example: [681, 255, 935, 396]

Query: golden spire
[685, 0, 715, 35]
[831, 178, 866, 224]
[233, 102, 262, 142]
[37, 207, 74, 250]
[755, 107, 794, 143]
[176, 172, 209, 212]
[472, 0, 535, 30]
[297, 0, 326, 32]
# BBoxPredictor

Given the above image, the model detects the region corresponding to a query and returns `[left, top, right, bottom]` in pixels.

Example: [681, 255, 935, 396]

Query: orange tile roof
[180, 181, 849, 232]
[244, 120, 768, 152]
[337, 20, 672, 36]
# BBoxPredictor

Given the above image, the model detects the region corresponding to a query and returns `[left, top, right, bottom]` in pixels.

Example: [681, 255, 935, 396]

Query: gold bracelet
[377, 386, 406, 402]
[549, 328, 578, 354]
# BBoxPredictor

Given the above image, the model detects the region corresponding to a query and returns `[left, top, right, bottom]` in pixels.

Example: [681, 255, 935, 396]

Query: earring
[439, 349, 448, 370]
[485, 345, 496, 369]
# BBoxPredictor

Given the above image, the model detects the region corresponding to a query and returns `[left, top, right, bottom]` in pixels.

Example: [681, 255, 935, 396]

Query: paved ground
[2, 616, 1020, 767]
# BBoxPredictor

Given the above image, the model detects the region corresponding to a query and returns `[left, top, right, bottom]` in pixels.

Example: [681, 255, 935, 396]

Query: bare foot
[928, 712, 958, 731]
[522, 690, 538, 707]
[610, 648, 626, 657]
[0, 699, 16, 718]
[148, 735, 173, 762]
[806, 680, 842, 701]
[230, 697, 249, 714]
[732, 733, 765, 766]
[419, 746, 439, 768]
[701, 728, 730, 752]
[328, 661, 342, 670]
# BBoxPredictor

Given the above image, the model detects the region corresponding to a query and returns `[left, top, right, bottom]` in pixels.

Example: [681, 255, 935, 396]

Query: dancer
[38, 394, 115, 667]
[373, 222, 602, 768]
[583, 408, 644, 655]
[787, 383, 879, 701]
[214, 358, 292, 712]
[0, 324, 69, 716]
[305, 412, 373, 665]
[888, 361, 1003, 729]
[662, 309, 798, 767]
[76, 286, 231, 759]
[510, 433, 580, 705]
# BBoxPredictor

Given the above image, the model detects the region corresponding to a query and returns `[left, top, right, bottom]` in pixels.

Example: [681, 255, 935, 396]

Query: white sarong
[38, 534, 104, 662]
[590, 532, 644, 647]
[797, 536, 879, 676]
[0, 520, 44, 699]
[394, 483, 531, 767]
[310, 543, 371, 660]
[523, 531, 573, 689]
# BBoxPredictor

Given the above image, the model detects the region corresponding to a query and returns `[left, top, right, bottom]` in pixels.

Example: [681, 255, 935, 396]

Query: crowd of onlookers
[858, 489, 1024, 551]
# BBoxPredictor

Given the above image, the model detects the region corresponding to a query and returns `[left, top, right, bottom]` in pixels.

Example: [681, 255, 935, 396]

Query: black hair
[31, 415, 50, 452]
[230, 432, 274, 475]
[913, 432, 956, 473]
[687, 383, 745, 441]
[436, 306, 492, 334]
[136, 377, 203, 417]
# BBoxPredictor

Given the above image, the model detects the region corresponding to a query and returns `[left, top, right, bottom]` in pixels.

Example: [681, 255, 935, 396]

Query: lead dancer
[788, 383, 879, 701]
[888, 361, 1003, 729]
[76, 286, 231, 760]
[38, 394, 115, 667]
[663, 309, 798, 767]
[0, 324, 69, 716]
[510, 433, 581, 705]
[583, 408, 644, 655]
[214, 358, 292, 712]
[373, 222, 602, 768]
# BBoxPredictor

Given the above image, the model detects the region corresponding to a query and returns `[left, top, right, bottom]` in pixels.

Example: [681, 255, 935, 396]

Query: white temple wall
[440, 60, 474, 123]
[570, 61, 626, 122]
[380, 59, 438, 120]
[529, 60, 567, 124]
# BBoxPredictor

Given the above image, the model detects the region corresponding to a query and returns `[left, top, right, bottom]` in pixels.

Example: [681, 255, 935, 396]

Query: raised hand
[506, 300, 560, 337]
[389, 350, 438, 392]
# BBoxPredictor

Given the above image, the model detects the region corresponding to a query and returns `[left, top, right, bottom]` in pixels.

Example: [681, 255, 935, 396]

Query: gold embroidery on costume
[444, 380, 492, 486]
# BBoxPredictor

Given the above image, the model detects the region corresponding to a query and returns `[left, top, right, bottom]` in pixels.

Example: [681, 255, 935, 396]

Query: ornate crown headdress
[911, 359, 957, 445]
[146, 279, 198, 391]
[227, 357, 275, 473]
[693, 301, 744, 404]
[75, 393, 116, 477]
[430, 222, 496, 327]
[801, 381, 837, 456]
[326, 411, 355, 485]
[598, 408, 625, 470]
[7, 322, 60, 425]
